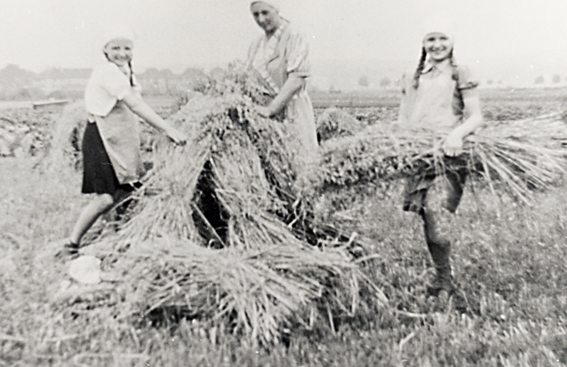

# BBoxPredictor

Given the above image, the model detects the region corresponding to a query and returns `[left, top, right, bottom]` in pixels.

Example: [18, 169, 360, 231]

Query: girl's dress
[247, 22, 318, 164]
[397, 60, 479, 214]
[82, 62, 143, 199]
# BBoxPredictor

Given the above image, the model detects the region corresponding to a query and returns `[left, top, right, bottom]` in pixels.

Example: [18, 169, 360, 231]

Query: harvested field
[2, 88, 567, 366]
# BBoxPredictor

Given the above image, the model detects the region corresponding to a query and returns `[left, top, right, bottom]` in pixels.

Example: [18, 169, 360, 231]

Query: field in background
[2, 88, 567, 366]
[3, 86, 565, 111]
[311, 87, 567, 109]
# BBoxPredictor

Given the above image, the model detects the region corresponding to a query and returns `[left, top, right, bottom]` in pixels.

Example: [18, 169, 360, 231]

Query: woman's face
[251, 2, 281, 35]
[423, 32, 453, 63]
[104, 38, 134, 67]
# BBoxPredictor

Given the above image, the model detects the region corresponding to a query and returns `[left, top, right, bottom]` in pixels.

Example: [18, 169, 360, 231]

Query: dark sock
[421, 209, 452, 275]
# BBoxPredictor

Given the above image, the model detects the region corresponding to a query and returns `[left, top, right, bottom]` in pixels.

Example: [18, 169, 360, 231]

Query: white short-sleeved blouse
[85, 62, 140, 117]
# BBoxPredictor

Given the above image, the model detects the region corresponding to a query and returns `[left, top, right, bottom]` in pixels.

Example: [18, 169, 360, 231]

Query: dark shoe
[55, 240, 80, 260]
[450, 289, 471, 314]
[427, 271, 456, 296]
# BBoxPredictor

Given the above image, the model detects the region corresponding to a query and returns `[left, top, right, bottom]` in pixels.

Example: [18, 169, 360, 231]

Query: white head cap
[421, 14, 456, 42]
[101, 24, 136, 50]
[250, 0, 281, 12]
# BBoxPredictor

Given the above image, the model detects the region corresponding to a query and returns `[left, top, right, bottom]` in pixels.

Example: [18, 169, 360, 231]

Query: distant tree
[534, 75, 545, 84]
[0, 64, 37, 83]
[182, 67, 206, 79]
[379, 77, 391, 88]
[552, 74, 561, 84]
[486, 79, 493, 85]
[160, 68, 174, 78]
[140, 67, 160, 78]
[209, 67, 225, 79]
[183, 67, 208, 92]
[13, 88, 32, 100]
[358, 75, 369, 87]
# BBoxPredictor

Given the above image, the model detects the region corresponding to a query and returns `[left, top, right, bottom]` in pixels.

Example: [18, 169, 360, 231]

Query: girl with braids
[57, 25, 187, 258]
[396, 17, 484, 296]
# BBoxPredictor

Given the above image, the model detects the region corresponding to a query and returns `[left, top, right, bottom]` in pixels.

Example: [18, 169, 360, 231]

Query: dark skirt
[402, 158, 468, 214]
[81, 121, 137, 200]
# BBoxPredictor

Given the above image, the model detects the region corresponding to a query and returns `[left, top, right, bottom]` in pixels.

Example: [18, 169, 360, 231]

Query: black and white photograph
[2, 0, 567, 365]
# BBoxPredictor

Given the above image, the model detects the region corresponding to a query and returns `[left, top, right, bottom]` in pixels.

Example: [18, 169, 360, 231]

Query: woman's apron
[248, 25, 319, 172]
[92, 100, 142, 185]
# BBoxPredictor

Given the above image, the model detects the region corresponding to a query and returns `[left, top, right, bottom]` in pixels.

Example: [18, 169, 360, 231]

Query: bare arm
[452, 88, 484, 137]
[443, 88, 484, 156]
[121, 92, 187, 144]
[258, 73, 306, 117]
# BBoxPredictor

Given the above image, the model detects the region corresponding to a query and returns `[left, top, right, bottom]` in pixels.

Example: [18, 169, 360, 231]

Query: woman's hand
[166, 128, 188, 145]
[442, 128, 464, 157]
[255, 74, 305, 119]
[442, 88, 484, 157]
[256, 106, 273, 118]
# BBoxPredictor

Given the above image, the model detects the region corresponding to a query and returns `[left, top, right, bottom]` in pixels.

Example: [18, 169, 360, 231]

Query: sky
[1, 0, 567, 85]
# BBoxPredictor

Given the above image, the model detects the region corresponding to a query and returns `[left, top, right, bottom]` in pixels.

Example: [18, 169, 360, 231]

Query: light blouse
[398, 59, 479, 132]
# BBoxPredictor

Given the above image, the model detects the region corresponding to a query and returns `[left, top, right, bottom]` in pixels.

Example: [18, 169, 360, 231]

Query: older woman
[246, 0, 318, 170]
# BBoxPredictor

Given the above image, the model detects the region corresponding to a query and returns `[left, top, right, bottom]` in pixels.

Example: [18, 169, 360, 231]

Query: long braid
[448, 50, 465, 113]
[448, 50, 459, 83]
[412, 47, 427, 89]
[128, 60, 135, 87]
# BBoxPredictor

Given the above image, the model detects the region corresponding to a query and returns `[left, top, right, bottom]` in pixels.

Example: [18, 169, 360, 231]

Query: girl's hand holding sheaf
[442, 129, 464, 157]
[255, 106, 273, 118]
[167, 128, 188, 146]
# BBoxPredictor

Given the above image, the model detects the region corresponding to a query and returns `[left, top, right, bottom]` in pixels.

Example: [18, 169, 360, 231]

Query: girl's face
[103, 38, 133, 67]
[423, 32, 453, 63]
[251, 2, 281, 35]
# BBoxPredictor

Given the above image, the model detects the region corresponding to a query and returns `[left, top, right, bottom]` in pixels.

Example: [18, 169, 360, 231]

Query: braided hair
[412, 47, 427, 89]
[127, 60, 135, 87]
[448, 51, 465, 113]
[448, 50, 459, 82]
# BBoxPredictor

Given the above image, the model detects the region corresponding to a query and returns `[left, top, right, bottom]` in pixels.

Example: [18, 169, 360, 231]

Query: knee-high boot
[420, 208, 454, 294]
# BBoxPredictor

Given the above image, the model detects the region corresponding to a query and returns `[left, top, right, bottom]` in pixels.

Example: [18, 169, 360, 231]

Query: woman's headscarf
[100, 24, 136, 50]
[250, 0, 281, 13]
[421, 14, 456, 43]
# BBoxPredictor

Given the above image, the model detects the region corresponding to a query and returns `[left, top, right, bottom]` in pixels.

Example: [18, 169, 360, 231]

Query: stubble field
[2, 88, 567, 366]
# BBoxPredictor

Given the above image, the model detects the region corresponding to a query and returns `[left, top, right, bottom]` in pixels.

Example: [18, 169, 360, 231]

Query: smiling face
[103, 38, 134, 67]
[250, 2, 282, 35]
[422, 32, 453, 63]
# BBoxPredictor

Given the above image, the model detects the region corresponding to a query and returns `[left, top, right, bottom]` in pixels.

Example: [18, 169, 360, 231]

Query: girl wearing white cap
[397, 16, 484, 297]
[58, 25, 188, 258]
[247, 0, 318, 171]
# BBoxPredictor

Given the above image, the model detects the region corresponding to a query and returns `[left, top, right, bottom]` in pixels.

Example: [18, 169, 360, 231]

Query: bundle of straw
[318, 112, 567, 203]
[108, 235, 370, 346]
[316, 107, 366, 142]
[204, 61, 275, 107]
[39, 100, 87, 172]
[59, 93, 379, 345]
[112, 93, 297, 248]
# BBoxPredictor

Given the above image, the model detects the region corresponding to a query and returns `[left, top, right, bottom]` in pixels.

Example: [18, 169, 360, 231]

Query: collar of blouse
[421, 58, 452, 76]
